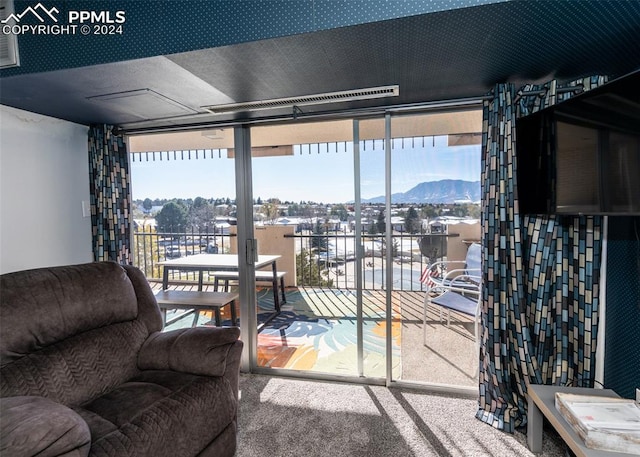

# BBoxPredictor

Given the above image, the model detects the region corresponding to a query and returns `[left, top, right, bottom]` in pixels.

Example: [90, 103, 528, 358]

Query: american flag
[420, 265, 439, 288]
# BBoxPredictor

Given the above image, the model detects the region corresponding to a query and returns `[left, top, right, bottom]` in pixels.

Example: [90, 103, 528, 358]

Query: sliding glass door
[247, 119, 382, 378]
[128, 104, 483, 388]
[388, 110, 482, 387]
[239, 107, 482, 387]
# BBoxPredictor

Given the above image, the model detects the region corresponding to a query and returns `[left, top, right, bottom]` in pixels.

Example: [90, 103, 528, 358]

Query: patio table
[159, 253, 283, 311]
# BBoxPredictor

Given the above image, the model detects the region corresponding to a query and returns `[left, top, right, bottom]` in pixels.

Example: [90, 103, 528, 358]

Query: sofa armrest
[138, 327, 241, 377]
[0, 396, 90, 457]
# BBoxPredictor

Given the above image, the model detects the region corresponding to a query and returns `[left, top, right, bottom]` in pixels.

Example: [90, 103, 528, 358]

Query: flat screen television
[516, 70, 640, 215]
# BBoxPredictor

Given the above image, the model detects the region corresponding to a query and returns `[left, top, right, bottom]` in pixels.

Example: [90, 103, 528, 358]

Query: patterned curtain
[88, 124, 132, 264]
[476, 76, 607, 432]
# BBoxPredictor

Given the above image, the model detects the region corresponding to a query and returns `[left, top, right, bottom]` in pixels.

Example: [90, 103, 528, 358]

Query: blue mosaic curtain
[476, 76, 607, 432]
[88, 124, 132, 264]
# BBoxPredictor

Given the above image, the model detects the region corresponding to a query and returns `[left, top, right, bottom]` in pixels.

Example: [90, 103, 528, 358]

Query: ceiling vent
[202, 85, 399, 114]
[88, 89, 199, 120]
[0, 0, 20, 68]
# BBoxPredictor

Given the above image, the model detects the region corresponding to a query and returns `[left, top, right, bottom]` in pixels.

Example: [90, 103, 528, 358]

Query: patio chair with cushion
[421, 243, 482, 351]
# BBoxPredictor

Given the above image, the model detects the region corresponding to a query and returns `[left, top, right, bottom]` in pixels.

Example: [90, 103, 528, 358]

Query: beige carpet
[237, 374, 568, 457]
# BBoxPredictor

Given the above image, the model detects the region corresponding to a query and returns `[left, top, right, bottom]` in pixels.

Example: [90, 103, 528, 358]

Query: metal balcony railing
[133, 227, 449, 291]
[286, 231, 445, 291]
[133, 225, 235, 281]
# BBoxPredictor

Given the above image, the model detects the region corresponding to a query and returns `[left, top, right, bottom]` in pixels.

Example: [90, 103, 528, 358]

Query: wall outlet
[82, 200, 90, 218]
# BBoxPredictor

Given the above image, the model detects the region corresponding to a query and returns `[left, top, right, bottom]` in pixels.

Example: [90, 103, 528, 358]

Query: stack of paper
[555, 393, 640, 454]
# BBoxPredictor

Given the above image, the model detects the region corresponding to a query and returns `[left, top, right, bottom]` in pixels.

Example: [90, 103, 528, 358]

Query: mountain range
[362, 179, 481, 204]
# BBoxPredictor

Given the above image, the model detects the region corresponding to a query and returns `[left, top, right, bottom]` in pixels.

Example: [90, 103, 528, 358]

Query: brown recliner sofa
[0, 261, 243, 457]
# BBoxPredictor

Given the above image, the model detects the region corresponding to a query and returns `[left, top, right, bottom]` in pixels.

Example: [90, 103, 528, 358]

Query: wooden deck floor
[149, 280, 477, 387]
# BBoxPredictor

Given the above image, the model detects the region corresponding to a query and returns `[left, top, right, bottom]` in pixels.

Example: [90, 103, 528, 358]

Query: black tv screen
[516, 71, 640, 215]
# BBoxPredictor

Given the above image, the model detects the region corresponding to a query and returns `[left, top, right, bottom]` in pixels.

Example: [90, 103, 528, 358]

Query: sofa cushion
[76, 370, 237, 457]
[1, 319, 149, 406]
[122, 265, 163, 334]
[0, 395, 91, 457]
[1, 262, 139, 366]
[138, 327, 241, 377]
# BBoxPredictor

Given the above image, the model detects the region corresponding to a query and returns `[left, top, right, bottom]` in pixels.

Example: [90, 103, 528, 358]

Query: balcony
[135, 221, 480, 387]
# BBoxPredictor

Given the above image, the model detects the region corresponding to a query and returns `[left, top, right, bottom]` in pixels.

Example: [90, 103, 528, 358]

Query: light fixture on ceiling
[201, 85, 400, 114]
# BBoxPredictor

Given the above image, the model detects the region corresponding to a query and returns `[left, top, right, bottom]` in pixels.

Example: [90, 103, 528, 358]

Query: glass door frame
[236, 114, 392, 384]
[233, 102, 482, 395]
[234, 125, 258, 372]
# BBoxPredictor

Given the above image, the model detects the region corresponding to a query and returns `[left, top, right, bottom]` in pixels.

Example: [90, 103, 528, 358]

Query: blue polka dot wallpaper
[1, 0, 502, 76]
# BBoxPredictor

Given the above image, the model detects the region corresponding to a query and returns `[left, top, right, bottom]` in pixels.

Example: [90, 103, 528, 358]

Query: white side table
[527, 385, 636, 457]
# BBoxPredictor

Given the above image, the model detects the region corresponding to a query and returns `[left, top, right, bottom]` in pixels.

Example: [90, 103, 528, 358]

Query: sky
[130, 136, 481, 204]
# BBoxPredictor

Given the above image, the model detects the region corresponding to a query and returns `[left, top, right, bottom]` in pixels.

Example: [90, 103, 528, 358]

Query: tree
[155, 200, 188, 233]
[376, 210, 385, 234]
[451, 204, 469, 217]
[192, 196, 208, 209]
[296, 249, 333, 287]
[421, 204, 438, 219]
[468, 204, 481, 219]
[142, 198, 153, 212]
[311, 219, 328, 251]
[287, 203, 301, 216]
[188, 197, 216, 232]
[404, 206, 420, 233]
[261, 201, 280, 225]
[330, 204, 349, 221]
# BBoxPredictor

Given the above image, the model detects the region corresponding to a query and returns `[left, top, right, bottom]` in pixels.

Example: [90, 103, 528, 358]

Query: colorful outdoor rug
[160, 286, 478, 384]
[254, 288, 401, 378]
[164, 287, 402, 378]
